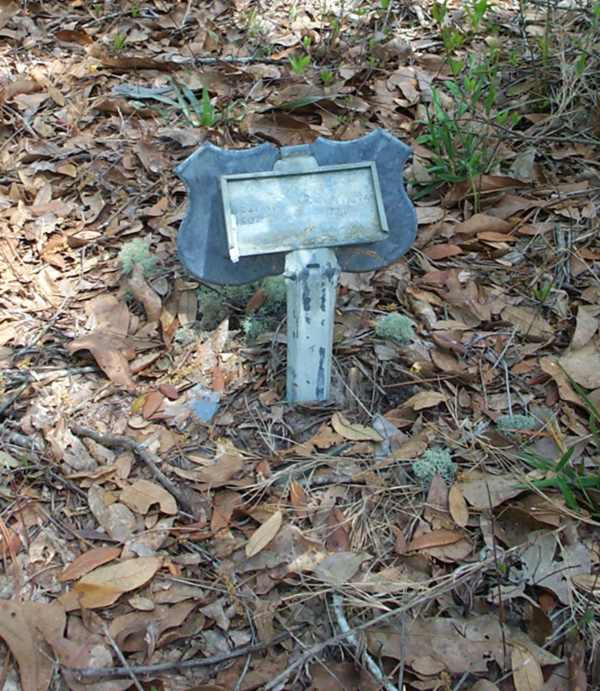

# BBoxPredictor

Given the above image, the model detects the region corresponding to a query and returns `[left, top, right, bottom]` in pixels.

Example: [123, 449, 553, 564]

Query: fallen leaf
[512, 645, 544, 691]
[424, 243, 463, 260]
[367, 614, 559, 675]
[313, 551, 368, 585]
[331, 412, 383, 441]
[59, 547, 121, 582]
[289, 481, 308, 517]
[571, 306, 600, 349]
[211, 490, 242, 532]
[195, 453, 244, 486]
[307, 661, 378, 690]
[246, 510, 283, 558]
[455, 213, 513, 235]
[449, 485, 469, 527]
[88, 486, 136, 542]
[0, 601, 66, 691]
[444, 175, 527, 206]
[403, 390, 446, 410]
[502, 305, 553, 340]
[540, 356, 580, 405]
[70, 557, 162, 609]
[407, 529, 464, 551]
[416, 206, 444, 224]
[120, 479, 177, 515]
[572, 574, 600, 593]
[470, 682, 501, 691]
[458, 474, 524, 509]
[142, 390, 164, 419]
[68, 333, 136, 392]
[128, 263, 162, 322]
[559, 340, 600, 389]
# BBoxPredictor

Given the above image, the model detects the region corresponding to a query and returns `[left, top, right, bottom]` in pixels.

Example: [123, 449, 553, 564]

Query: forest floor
[1, 0, 600, 689]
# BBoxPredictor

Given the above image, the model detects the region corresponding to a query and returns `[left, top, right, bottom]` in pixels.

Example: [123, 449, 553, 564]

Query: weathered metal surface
[285, 247, 340, 402]
[221, 162, 388, 262]
[177, 129, 416, 285]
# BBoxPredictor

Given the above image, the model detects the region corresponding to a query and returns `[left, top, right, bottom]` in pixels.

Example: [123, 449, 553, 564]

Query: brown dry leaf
[128, 263, 162, 322]
[70, 557, 162, 609]
[331, 412, 383, 442]
[120, 479, 177, 515]
[424, 243, 463, 260]
[478, 231, 517, 242]
[403, 390, 446, 411]
[246, 112, 316, 146]
[572, 574, 600, 593]
[246, 510, 283, 558]
[0, 601, 66, 691]
[68, 333, 136, 392]
[289, 480, 308, 517]
[455, 213, 513, 235]
[59, 547, 121, 582]
[559, 340, 600, 389]
[195, 453, 244, 487]
[307, 661, 378, 691]
[407, 529, 464, 551]
[313, 551, 369, 585]
[444, 175, 527, 206]
[502, 305, 553, 341]
[458, 474, 524, 509]
[367, 614, 559, 675]
[87, 486, 136, 542]
[142, 390, 164, 419]
[55, 28, 94, 45]
[416, 206, 444, 224]
[470, 683, 501, 691]
[539, 356, 580, 405]
[392, 430, 431, 459]
[449, 485, 469, 527]
[571, 306, 600, 349]
[89, 44, 177, 72]
[512, 645, 544, 691]
[178, 290, 198, 325]
[135, 138, 167, 175]
[211, 490, 242, 532]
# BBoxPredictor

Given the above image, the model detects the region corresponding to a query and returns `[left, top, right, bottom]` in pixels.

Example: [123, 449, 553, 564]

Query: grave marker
[177, 129, 417, 403]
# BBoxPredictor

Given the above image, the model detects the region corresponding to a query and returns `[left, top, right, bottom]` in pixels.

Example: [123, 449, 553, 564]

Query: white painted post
[285, 247, 340, 402]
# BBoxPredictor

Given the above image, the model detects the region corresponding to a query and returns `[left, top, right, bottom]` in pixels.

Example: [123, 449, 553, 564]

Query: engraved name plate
[220, 162, 388, 262]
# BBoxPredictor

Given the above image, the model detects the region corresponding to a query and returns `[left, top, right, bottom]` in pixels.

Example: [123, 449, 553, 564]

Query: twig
[175, 54, 288, 66]
[70, 425, 196, 517]
[264, 558, 500, 691]
[331, 593, 400, 691]
[67, 630, 294, 680]
[103, 624, 144, 691]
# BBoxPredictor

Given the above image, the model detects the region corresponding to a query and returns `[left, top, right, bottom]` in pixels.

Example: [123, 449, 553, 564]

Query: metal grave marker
[177, 129, 417, 403]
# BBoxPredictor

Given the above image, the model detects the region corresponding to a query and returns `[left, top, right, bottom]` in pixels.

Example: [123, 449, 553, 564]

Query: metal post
[285, 248, 340, 402]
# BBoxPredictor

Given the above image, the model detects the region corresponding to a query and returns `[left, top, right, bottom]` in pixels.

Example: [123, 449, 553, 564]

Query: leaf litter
[0, 0, 599, 689]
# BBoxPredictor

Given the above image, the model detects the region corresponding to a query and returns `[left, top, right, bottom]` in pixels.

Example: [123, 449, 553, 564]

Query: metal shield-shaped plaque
[177, 129, 416, 285]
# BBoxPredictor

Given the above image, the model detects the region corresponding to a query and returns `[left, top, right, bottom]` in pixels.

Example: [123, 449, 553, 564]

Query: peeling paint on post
[285, 248, 340, 402]
[176, 129, 417, 403]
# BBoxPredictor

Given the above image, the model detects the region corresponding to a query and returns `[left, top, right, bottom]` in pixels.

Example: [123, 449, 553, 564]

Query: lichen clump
[118, 238, 156, 276]
[412, 447, 456, 488]
[496, 414, 537, 432]
[375, 313, 415, 344]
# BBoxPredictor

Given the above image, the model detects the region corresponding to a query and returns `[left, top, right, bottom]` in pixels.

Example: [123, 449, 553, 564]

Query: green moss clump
[197, 276, 287, 335]
[412, 447, 456, 488]
[262, 276, 287, 311]
[197, 284, 254, 330]
[497, 414, 537, 432]
[375, 313, 415, 344]
[118, 238, 156, 276]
